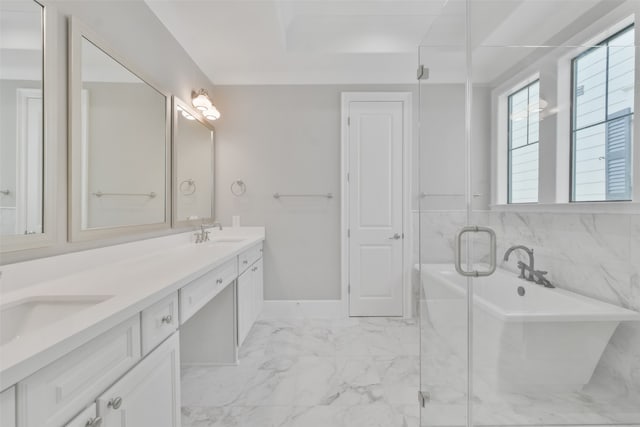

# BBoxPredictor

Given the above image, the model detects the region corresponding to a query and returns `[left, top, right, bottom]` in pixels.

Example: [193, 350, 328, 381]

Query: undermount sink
[0, 295, 112, 346]
[208, 237, 247, 243]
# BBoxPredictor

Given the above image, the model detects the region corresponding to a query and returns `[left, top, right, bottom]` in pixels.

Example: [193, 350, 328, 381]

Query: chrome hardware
[108, 396, 123, 409]
[243, 260, 248, 265]
[92, 191, 156, 198]
[417, 65, 429, 80]
[86, 417, 103, 427]
[230, 180, 246, 196]
[418, 391, 430, 407]
[273, 193, 333, 199]
[179, 179, 196, 195]
[388, 233, 401, 240]
[454, 226, 497, 277]
[204, 222, 223, 231]
[161, 314, 173, 324]
[420, 192, 481, 198]
[505, 245, 535, 281]
[216, 278, 223, 284]
[251, 266, 258, 272]
[0, 189, 9, 195]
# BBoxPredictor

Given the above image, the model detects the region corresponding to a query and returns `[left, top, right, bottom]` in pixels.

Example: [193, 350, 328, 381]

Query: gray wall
[213, 84, 417, 300]
[3, 0, 214, 264]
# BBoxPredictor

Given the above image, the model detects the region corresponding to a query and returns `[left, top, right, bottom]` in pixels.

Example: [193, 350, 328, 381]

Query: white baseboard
[260, 300, 345, 320]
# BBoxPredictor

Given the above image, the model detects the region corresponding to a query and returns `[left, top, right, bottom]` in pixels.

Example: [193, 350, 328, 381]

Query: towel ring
[231, 180, 246, 196]
[180, 179, 196, 195]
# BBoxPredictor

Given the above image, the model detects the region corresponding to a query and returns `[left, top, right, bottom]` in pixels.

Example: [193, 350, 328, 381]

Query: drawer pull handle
[216, 278, 223, 284]
[86, 417, 103, 427]
[243, 260, 248, 265]
[161, 314, 173, 324]
[108, 396, 123, 409]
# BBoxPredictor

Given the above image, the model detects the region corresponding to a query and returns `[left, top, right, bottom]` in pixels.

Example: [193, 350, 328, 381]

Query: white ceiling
[145, 0, 614, 85]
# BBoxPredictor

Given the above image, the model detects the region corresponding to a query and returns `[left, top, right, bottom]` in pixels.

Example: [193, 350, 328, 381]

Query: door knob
[389, 233, 401, 240]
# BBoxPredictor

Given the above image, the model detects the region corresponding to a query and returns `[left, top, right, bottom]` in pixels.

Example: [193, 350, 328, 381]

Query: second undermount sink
[0, 295, 112, 346]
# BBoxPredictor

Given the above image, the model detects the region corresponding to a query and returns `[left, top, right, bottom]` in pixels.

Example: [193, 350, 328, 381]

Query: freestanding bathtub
[419, 264, 640, 392]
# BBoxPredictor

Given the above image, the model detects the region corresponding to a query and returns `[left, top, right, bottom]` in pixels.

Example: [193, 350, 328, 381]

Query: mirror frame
[1, 0, 57, 253]
[171, 97, 216, 228]
[67, 17, 172, 242]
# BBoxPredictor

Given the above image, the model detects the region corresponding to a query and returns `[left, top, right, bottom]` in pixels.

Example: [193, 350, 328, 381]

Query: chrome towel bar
[92, 191, 157, 198]
[273, 193, 333, 199]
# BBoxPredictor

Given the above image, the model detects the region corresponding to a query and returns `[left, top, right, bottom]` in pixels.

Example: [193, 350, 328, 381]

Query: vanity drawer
[141, 292, 178, 355]
[16, 315, 141, 427]
[238, 243, 263, 274]
[1, 387, 15, 427]
[180, 258, 238, 323]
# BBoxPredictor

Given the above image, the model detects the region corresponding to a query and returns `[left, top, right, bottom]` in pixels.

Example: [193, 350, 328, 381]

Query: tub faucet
[504, 245, 535, 281]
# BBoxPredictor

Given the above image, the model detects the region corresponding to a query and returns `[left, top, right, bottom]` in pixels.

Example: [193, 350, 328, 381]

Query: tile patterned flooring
[181, 317, 420, 427]
[182, 316, 640, 427]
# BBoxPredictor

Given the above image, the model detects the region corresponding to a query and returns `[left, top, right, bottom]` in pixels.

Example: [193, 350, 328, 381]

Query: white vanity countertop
[0, 227, 265, 390]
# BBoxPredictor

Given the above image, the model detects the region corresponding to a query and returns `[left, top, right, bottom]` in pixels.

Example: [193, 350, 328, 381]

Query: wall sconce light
[191, 89, 221, 121]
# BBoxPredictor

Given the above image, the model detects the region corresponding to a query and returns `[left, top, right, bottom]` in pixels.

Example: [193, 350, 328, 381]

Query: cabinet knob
[108, 396, 123, 409]
[161, 314, 173, 324]
[216, 278, 223, 284]
[86, 417, 103, 427]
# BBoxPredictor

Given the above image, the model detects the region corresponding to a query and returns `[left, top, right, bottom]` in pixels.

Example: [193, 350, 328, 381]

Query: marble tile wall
[415, 210, 640, 401]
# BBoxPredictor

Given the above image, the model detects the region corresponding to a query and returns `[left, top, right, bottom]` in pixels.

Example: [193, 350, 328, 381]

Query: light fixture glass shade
[204, 106, 221, 120]
[192, 89, 212, 111]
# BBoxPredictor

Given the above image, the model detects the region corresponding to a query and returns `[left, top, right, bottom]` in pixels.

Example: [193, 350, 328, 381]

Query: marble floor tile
[183, 317, 639, 427]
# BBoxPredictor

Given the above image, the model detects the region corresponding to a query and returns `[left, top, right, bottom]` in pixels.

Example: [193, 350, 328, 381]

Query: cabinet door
[253, 259, 264, 323]
[237, 269, 253, 347]
[97, 333, 180, 427]
[1, 387, 15, 427]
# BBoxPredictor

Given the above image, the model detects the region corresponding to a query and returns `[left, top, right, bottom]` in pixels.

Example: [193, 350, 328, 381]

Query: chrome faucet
[194, 222, 223, 244]
[503, 245, 535, 281]
[503, 245, 555, 288]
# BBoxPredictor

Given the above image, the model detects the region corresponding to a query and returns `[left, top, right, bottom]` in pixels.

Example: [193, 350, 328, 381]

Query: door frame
[340, 92, 413, 318]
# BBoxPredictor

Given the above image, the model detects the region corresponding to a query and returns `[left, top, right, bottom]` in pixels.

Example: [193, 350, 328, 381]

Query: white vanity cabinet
[97, 332, 181, 427]
[1, 387, 16, 427]
[16, 316, 141, 427]
[237, 244, 264, 347]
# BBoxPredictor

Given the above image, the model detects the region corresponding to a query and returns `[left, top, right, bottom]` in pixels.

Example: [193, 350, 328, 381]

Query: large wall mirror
[68, 18, 171, 242]
[172, 97, 215, 227]
[0, 0, 56, 252]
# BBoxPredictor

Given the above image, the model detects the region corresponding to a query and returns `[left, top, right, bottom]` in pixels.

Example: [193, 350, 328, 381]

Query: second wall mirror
[68, 18, 171, 242]
[172, 97, 215, 227]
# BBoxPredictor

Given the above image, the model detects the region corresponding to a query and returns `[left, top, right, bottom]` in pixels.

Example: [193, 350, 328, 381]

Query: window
[508, 80, 540, 203]
[571, 25, 635, 202]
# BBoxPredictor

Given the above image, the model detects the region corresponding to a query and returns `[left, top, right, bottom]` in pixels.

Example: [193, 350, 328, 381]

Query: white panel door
[348, 100, 404, 316]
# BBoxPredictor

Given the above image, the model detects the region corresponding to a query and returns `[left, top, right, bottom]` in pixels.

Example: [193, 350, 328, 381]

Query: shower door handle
[454, 225, 497, 277]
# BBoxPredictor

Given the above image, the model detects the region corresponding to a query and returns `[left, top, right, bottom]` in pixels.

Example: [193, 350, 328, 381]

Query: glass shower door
[418, 1, 640, 426]
[417, 0, 475, 423]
